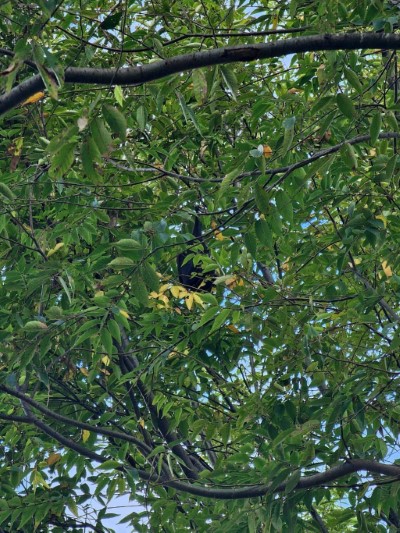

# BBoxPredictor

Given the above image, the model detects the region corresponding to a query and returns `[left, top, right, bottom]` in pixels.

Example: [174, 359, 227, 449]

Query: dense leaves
[1, 0, 400, 531]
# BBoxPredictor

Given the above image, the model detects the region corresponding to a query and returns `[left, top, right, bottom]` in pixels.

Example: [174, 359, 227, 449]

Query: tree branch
[310, 504, 330, 533]
[0, 384, 153, 455]
[2, 32, 400, 114]
[2, 386, 399, 500]
[162, 459, 400, 499]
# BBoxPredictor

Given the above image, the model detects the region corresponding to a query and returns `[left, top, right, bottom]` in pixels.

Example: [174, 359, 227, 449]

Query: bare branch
[163, 459, 400, 499]
[2, 32, 400, 114]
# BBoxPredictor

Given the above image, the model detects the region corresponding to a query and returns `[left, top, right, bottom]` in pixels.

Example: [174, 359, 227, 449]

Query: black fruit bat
[177, 217, 214, 292]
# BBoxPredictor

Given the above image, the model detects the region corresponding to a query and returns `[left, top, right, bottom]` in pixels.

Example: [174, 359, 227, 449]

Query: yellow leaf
[214, 230, 224, 240]
[382, 260, 393, 277]
[80, 367, 89, 376]
[159, 283, 170, 293]
[271, 13, 278, 29]
[139, 418, 145, 428]
[32, 470, 50, 490]
[170, 285, 188, 298]
[22, 91, 45, 105]
[227, 324, 240, 334]
[82, 429, 90, 443]
[46, 453, 61, 466]
[102, 355, 110, 366]
[185, 293, 194, 310]
[171, 285, 181, 298]
[119, 309, 130, 318]
[11, 137, 24, 157]
[263, 145, 273, 158]
[348, 258, 362, 269]
[375, 214, 387, 228]
[47, 242, 64, 257]
[192, 293, 204, 306]
[225, 275, 237, 288]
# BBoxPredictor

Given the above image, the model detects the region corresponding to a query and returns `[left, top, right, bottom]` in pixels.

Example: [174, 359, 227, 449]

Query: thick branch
[162, 459, 400, 499]
[0, 384, 152, 455]
[310, 505, 330, 533]
[2, 385, 399, 500]
[117, 331, 204, 479]
[2, 32, 400, 114]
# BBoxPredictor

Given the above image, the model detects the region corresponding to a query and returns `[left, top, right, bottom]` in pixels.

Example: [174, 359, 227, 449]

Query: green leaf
[369, 111, 382, 145]
[283, 116, 296, 130]
[114, 85, 124, 105]
[275, 190, 293, 223]
[58, 276, 72, 304]
[284, 470, 301, 494]
[385, 154, 397, 180]
[220, 65, 238, 100]
[385, 110, 398, 131]
[32, 42, 58, 99]
[24, 320, 48, 331]
[97, 459, 121, 470]
[47, 126, 79, 154]
[220, 423, 231, 445]
[101, 327, 113, 355]
[74, 328, 98, 347]
[255, 219, 273, 248]
[141, 263, 160, 292]
[0, 182, 15, 201]
[340, 142, 358, 169]
[336, 93, 356, 119]
[131, 271, 149, 306]
[194, 305, 219, 330]
[49, 143, 75, 177]
[108, 257, 135, 269]
[192, 70, 208, 103]
[343, 67, 363, 94]
[103, 104, 127, 141]
[81, 138, 100, 179]
[115, 239, 144, 251]
[91, 117, 112, 154]
[255, 184, 270, 214]
[244, 232, 257, 258]
[176, 92, 202, 135]
[136, 105, 147, 130]
[210, 308, 230, 334]
[107, 319, 121, 344]
[281, 124, 294, 157]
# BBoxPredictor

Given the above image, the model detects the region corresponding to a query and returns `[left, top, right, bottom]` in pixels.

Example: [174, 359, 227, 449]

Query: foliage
[1, 0, 400, 531]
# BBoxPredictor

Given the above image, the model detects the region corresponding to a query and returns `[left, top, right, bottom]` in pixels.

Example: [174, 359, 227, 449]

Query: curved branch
[111, 131, 400, 188]
[0, 48, 37, 70]
[0, 384, 152, 455]
[163, 459, 400, 499]
[2, 32, 400, 114]
[2, 386, 399, 500]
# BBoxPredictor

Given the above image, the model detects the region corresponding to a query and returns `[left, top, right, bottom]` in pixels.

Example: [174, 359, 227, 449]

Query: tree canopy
[1, 0, 400, 531]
